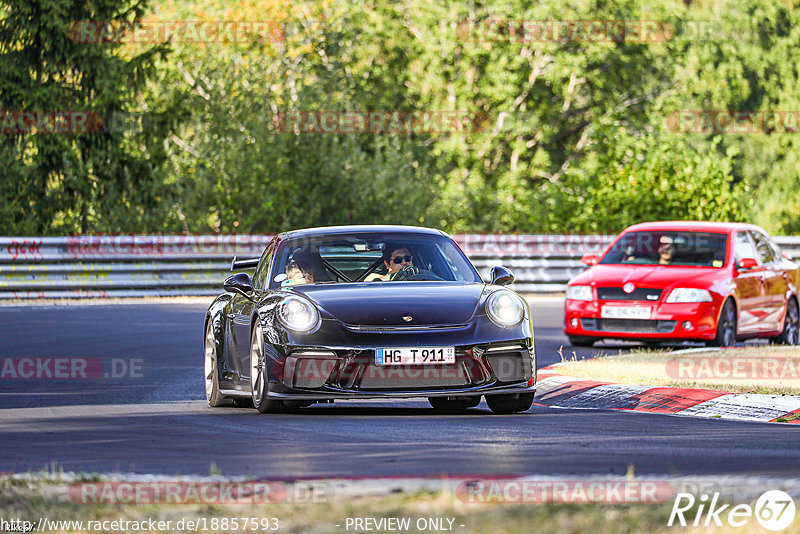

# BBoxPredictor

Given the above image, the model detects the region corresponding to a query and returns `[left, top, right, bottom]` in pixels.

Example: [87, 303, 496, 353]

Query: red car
[564, 221, 800, 347]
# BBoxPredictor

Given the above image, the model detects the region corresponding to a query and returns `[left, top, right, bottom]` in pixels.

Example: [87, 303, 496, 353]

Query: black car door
[233, 241, 275, 385]
[228, 293, 253, 383]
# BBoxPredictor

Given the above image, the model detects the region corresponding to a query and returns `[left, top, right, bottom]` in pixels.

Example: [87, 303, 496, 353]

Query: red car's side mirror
[581, 254, 599, 266]
[737, 258, 758, 270]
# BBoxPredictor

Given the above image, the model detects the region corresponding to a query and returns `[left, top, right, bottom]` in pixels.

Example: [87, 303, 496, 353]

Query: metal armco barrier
[2, 234, 799, 299]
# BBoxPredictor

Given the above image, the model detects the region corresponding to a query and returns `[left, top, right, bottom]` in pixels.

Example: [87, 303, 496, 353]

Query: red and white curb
[535, 348, 800, 424]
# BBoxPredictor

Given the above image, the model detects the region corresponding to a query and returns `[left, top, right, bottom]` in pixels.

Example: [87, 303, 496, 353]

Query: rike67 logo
[669, 490, 796, 531]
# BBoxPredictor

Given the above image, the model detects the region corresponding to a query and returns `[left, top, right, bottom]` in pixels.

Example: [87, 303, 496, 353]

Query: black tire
[428, 396, 481, 413]
[283, 400, 314, 413]
[711, 299, 737, 347]
[232, 397, 254, 408]
[486, 393, 534, 414]
[568, 335, 595, 347]
[250, 321, 286, 414]
[204, 319, 227, 407]
[772, 298, 800, 345]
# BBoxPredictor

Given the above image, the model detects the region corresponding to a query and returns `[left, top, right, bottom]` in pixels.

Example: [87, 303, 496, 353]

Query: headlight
[277, 296, 320, 331]
[566, 285, 593, 301]
[666, 288, 713, 303]
[486, 290, 524, 327]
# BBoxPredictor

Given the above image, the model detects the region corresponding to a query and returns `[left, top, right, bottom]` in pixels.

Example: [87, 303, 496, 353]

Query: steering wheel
[390, 266, 443, 281]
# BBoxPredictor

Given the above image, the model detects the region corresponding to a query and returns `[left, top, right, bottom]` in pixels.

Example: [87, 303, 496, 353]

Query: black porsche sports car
[204, 225, 536, 414]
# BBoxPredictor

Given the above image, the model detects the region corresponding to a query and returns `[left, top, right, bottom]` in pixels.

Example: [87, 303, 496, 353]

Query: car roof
[280, 225, 447, 240]
[621, 221, 767, 234]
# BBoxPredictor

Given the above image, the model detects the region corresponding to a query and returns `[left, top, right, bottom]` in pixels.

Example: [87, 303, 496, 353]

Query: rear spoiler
[230, 256, 260, 271]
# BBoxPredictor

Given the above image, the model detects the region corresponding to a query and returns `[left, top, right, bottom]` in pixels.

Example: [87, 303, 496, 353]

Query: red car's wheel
[711, 299, 737, 347]
[772, 298, 799, 346]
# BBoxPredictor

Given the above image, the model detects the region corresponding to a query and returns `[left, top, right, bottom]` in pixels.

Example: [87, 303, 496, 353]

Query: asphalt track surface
[1, 299, 799, 478]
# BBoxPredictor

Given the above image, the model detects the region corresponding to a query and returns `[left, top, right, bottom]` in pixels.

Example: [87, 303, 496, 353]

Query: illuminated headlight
[278, 296, 320, 332]
[566, 285, 593, 301]
[486, 290, 524, 327]
[666, 288, 713, 303]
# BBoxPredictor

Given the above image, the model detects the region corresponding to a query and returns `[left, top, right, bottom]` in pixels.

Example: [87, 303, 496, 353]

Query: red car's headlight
[566, 285, 593, 301]
[665, 288, 713, 303]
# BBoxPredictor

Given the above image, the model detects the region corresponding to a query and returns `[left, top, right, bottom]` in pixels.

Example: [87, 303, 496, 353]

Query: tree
[0, 0, 177, 234]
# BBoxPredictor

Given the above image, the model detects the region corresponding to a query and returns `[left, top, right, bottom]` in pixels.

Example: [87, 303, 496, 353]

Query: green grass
[0, 478, 700, 534]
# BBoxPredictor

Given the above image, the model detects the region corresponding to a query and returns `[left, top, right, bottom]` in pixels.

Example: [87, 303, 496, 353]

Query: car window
[733, 232, 757, 264]
[751, 231, 777, 264]
[767, 237, 785, 262]
[268, 232, 482, 288]
[251, 243, 274, 289]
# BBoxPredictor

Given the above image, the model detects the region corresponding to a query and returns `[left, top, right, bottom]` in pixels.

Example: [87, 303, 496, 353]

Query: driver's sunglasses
[391, 254, 413, 264]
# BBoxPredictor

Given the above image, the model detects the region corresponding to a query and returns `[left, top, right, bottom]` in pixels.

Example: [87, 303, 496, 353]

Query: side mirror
[737, 258, 758, 270]
[224, 272, 255, 299]
[581, 254, 599, 266]
[490, 266, 515, 286]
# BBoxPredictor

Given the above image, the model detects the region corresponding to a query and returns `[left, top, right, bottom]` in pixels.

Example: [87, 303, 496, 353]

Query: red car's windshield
[600, 231, 728, 268]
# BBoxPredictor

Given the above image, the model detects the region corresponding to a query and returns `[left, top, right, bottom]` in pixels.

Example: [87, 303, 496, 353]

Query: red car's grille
[597, 287, 662, 301]
[581, 318, 676, 333]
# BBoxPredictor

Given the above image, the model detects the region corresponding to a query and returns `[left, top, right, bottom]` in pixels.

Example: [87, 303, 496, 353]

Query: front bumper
[266, 341, 536, 400]
[564, 298, 722, 341]
[267, 383, 535, 401]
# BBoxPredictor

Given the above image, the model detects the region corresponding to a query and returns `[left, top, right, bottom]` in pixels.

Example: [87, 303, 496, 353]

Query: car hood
[570, 264, 726, 289]
[289, 282, 485, 326]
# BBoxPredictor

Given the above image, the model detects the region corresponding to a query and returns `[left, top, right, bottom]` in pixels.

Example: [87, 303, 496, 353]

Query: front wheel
[711, 299, 737, 347]
[486, 393, 534, 414]
[250, 321, 286, 414]
[204, 319, 226, 407]
[772, 298, 800, 345]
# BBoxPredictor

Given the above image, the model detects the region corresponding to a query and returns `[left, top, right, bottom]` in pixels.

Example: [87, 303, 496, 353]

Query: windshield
[269, 232, 482, 288]
[600, 231, 728, 268]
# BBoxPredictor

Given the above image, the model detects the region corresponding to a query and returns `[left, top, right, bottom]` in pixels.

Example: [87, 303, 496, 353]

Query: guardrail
[2, 234, 799, 299]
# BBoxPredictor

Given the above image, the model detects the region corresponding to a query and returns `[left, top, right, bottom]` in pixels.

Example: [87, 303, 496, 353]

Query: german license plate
[375, 347, 455, 365]
[601, 306, 652, 319]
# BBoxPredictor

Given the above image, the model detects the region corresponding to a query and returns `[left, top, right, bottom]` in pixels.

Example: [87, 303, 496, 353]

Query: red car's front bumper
[564, 297, 723, 341]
